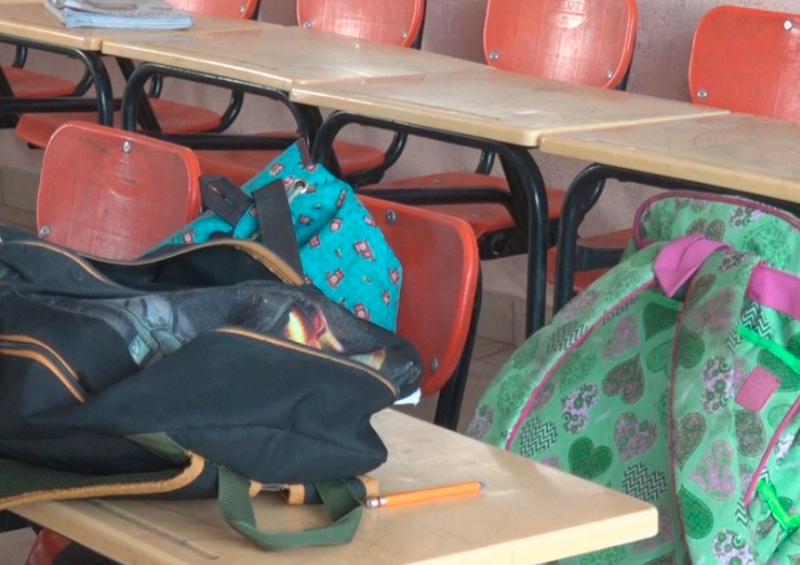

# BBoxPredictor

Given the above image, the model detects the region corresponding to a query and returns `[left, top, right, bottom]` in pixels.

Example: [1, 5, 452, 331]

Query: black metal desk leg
[0, 65, 13, 98]
[0, 65, 16, 128]
[498, 146, 548, 337]
[553, 165, 611, 314]
[434, 271, 482, 430]
[83, 52, 113, 126]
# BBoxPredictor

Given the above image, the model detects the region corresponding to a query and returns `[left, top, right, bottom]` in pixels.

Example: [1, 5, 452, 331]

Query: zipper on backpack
[286, 179, 309, 203]
[0, 335, 88, 403]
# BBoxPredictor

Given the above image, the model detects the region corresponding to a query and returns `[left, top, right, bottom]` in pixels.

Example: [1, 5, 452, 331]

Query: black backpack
[0, 224, 421, 550]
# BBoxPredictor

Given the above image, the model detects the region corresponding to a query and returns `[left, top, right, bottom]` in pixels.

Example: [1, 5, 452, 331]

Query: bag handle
[0, 458, 361, 550]
[0, 433, 361, 551]
[218, 467, 361, 550]
[251, 180, 304, 277]
[199, 175, 304, 276]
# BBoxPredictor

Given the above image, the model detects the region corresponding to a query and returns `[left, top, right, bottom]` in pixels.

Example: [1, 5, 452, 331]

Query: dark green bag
[0, 224, 421, 550]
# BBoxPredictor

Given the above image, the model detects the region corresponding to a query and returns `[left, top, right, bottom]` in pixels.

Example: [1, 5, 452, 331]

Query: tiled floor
[1, 337, 514, 564]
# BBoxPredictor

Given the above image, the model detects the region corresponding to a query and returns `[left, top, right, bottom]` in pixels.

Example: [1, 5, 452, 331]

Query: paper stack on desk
[44, 0, 193, 29]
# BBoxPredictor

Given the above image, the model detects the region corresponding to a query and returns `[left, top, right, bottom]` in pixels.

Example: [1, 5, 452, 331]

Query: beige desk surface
[539, 113, 800, 202]
[14, 411, 657, 565]
[100, 25, 487, 92]
[0, 3, 267, 51]
[289, 69, 729, 147]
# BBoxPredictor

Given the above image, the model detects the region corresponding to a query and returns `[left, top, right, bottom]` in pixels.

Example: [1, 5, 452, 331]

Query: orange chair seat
[197, 136, 386, 186]
[4, 66, 75, 98]
[546, 227, 633, 291]
[15, 98, 222, 148]
[367, 171, 511, 192]
[365, 172, 564, 238]
[421, 202, 515, 239]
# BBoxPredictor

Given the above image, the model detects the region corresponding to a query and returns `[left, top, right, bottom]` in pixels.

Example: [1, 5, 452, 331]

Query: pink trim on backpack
[740, 264, 800, 505]
[633, 191, 800, 250]
[736, 368, 779, 413]
[654, 235, 731, 297]
[744, 392, 800, 506]
[668, 278, 692, 545]
[746, 264, 800, 320]
[505, 280, 656, 450]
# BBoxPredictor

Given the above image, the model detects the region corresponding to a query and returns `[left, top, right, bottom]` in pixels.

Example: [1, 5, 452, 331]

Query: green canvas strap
[0, 433, 362, 550]
[217, 467, 362, 550]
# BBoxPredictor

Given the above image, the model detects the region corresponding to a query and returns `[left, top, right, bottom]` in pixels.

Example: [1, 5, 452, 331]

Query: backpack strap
[200, 175, 304, 276]
[218, 468, 361, 550]
[251, 180, 304, 277]
[669, 246, 764, 560]
[0, 433, 361, 551]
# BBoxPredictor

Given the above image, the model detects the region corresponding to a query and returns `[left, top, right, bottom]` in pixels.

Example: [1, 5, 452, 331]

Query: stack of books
[44, 0, 193, 29]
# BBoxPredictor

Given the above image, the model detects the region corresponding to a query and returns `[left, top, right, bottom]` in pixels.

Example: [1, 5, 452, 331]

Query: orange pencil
[365, 481, 484, 508]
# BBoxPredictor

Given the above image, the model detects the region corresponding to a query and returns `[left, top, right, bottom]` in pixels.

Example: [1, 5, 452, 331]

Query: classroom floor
[0, 336, 514, 564]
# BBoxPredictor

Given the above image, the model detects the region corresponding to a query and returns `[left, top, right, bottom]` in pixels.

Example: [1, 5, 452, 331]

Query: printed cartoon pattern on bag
[36, 281, 412, 383]
[467, 192, 800, 565]
[157, 143, 403, 332]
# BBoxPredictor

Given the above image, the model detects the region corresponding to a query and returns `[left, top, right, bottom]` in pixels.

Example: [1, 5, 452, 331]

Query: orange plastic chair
[193, 0, 426, 187]
[1, 50, 77, 131]
[362, 196, 480, 430]
[37, 122, 202, 260]
[13, 0, 259, 149]
[553, 4, 800, 296]
[2, 65, 75, 99]
[25, 529, 72, 565]
[689, 5, 800, 122]
[358, 0, 638, 260]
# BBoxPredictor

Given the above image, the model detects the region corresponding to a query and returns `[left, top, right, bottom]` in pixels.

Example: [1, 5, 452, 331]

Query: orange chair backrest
[689, 5, 800, 122]
[167, 0, 259, 19]
[483, 0, 637, 88]
[297, 0, 424, 47]
[362, 197, 480, 396]
[37, 122, 202, 261]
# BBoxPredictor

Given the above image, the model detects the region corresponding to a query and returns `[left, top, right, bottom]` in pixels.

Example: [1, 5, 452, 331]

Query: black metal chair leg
[434, 272, 483, 431]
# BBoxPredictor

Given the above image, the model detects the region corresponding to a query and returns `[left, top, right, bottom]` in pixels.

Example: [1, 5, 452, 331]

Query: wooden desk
[13, 410, 656, 565]
[101, 25, 486, 91]
[539, 113, 800, 311]
[99, 25, 489, 206]
[0, 2, 270, 126]
[540, 113, 800, 200]
[0, 2, 266, 51]
[290, 69, 727, 146]
[291, 69, 727, 335]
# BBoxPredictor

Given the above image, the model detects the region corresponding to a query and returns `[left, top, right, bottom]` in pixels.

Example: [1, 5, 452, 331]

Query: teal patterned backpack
[154, 142, 402, 331]
[468, 192, 800, 565]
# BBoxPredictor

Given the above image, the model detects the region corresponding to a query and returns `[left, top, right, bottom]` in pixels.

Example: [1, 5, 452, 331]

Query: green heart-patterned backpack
[468, 192, 800, 565]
